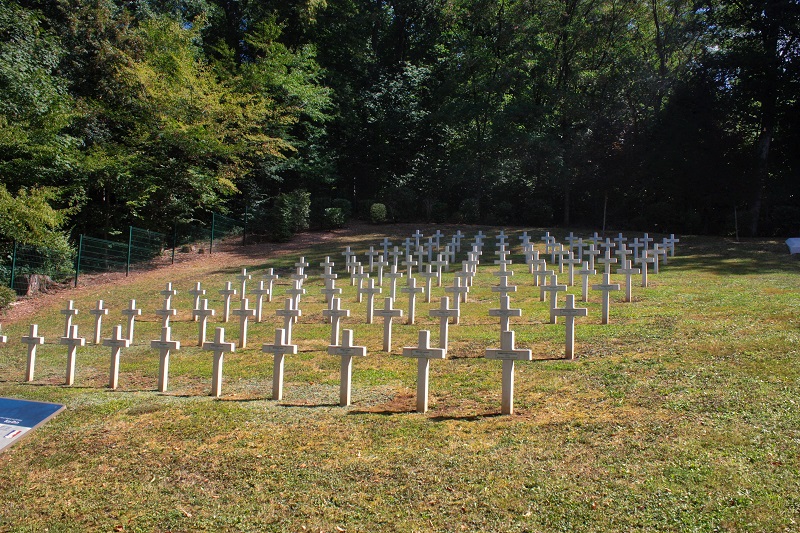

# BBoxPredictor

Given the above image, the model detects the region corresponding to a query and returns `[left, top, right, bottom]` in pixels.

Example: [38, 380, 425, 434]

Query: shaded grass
[0, 228, 799, 532]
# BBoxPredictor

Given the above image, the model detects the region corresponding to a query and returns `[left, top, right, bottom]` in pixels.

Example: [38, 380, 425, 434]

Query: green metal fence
[4, 212, 246, 291]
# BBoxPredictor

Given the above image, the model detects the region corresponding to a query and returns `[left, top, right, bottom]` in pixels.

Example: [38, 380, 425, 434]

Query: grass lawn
[0, 225, 798, 532]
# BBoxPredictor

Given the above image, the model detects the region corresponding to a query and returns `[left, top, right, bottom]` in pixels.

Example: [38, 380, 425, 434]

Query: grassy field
[0, 226, 798, 532]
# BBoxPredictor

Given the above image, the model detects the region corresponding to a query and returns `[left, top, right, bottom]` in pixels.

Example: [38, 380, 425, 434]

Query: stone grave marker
[89, 300, 109, 344]
[359, 278, 382, 323]
[615, 242, 633, 265]
[592, 273, 621, 324]
[425, 237, 435, 262]
[402, 237, 414, 257]
[342, 246, 356, 274]
[275, 298, 301, 344]
[0, 325, 4, 346]
[321, 277, 342, 304]
[453, 230, 465, 252]
[429, 297, 458, 350]
[402, 330, 446, 413]
[374, 297, 403, 351]
[219, 282, 238, 322]
[564, 252, 581, 286]
[365, 246, 379, 272]
[232, 298, 256, 348]
[60, 324, 86, 386]
[375, 254, 389, 286]
[193, 298, 216, 346]
[414, 246, 426, 272]
[454, 269, 473, 298]
[617, 259, 641, 302]
[613, 233, 627, 249]
[21, 324, 45, 382]
[666, 234, 680, 256]
[262, 328, 297, 401]
[433, 229, 444, 250]
[388, 246, 403, 268]
[635, 251, 655, 287]
[250, 281, 271, 322]
[597, 248, 618, 274]
[629, 238, 644, 261]
[328, 329, 368, 407]
[160, 283, 177, 307]
[485, 330, 532, 415]
[400, 277, 424, 324]
[155, 297, 177, 328]
[384, 264, 404, 300]
[322, 297, 350, 345]
[401, 254, 418, 278]
[642, 232, 653, 251]
[236, 269, 251, 298]
[104, 325, 131, 390]
[122, 299, 142, 342]
[189, 282, 206, 321]
[380, 237, 392, 258]
[263, 269, 279, 302]
[585, 244, 601, 271]
[491, 275, 517, 300]
[60, 300, 78, 337]
[351, 266, 369, 302]
[151, 326, 180, 392]
[420, 264, 437, 303]
[489, 295, 522, 333]
[551, 294, 588, 360]
[578, 261, 596, 302]
[541, 275, 568, 323]
[412, 230, 423, 248]
[444, 277, 468, 324]
[203, 327, 235, 398]
[286, 279, 306, 318]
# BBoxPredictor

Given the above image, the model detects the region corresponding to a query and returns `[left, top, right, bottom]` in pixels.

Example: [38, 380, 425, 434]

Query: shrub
[370, 203, 387, 224]
[269, 189, 311, 242]
[0, 286, 15, 310]
[331, 198, 352, 220]
[322, 207, 346, 229]
[459, 198, 481, 224]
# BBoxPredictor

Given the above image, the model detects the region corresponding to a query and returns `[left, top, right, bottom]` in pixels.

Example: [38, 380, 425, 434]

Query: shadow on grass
[666, 237, 800, 276]
[279, 402, 339, 408]
[428, 412, 503, 422]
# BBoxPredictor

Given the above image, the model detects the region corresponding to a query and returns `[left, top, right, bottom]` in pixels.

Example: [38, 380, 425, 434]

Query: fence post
[126, 226, 133, 276]
[9, 240, 17, 289]
[242, 202, 248, 246]
[74, 234, 83, 288]
[210, 212, 215, 254]
[172, 222, 177, 265]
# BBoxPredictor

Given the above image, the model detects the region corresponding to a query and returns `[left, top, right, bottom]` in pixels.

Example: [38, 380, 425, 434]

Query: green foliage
[369, 203, 387, 224]
[0, 185, 72, 251]
[266, 189, 311, 241]
[0, 285, 14, 309]
[321, 207, 346, 229]
[458, 198, 481, 224]
[330, 198, 352, 220]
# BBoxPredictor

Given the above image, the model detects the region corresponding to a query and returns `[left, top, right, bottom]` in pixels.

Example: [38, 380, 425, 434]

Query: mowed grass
[0, 227, 798, 532]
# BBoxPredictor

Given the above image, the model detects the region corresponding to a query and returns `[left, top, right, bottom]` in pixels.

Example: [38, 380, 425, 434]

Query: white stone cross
[219, 281, 238, 322]
[60, 324, 86, 386]
[351, 266, 369, 302]
[592, 273, 621, 324]
[597, 248, 618, 274]
[375, 254, 389, 286]
[518, 231, 531, 251]
[122, 299, 141, 342]
[578, 261, 596, 302]
[346, 258, 360, 284]
[414, 246, 426, 272]
[380, 237, 392, 258]
[60, 300, 78, 337]
[496, 230, 508, 247]
[433, 229, 444, 250]
[291, 265, 308, 284]
[384, 264, 404, 300]
[613, 233, 628, 249]
[563, 252, 582, 286]
[105, 324, 131, 390]
[203, 327, 235, 398]
[635, 251, 655, 287]
[453, 230, 464, 252]
[275, 298, 301, 344]
[388, 245, 403, 268]
[151, 326, 180, 392]
[250, 280, 271, 322]
[529, 253, 547, 285]
[485, 330, 532, 415]
[402, 330, 446, 413]
[412, 230, 423, 248]
[564, 231, 577, 249]
[89, 300, 109, 344]
[642, 232, 653, 251]
[401, 254, 417, 278]
[155, 297, 177, 328]
[189, 282, 206, 321]
[654, 242, 668, 266]
[650, 245, 663, 274]
[552, 294, 588, 360]
[425, 237, 435, 262]
[429, 297, 458, 350]
[262, 328, 297, 401]
[400, 277, 423, 324]
[193, 298, 216, 346]
[160, 282, 178, 308]
[342, 246, 356, 273]
[617, 259, 641, 302]
[294, 256, 310, 273]
[443, 243, 455, 265]
[374, 297, 403, 351]
[328, 329, 368, 407]
[321, 277, 342, 304]
[263, 268, 279, 302]
[491, 275, 517, 300]
[615, 243, 633, 265]
[629, 238, 644, 261]
[556, 245, 571, 274]
[585, 244, 601, 271]
[540, 275, 568, 323]
[489, 295, 522, 333]
[444, 277, 468, 323]
[21, 324, 45, 382]
[0, 324, 5, 346]
[365, 247, 379, 272]
[666, 234, 680, 256]
[420, 264, 437, 303]
[231, 297, 256, 348]
[431, 254, 448, 287]
[599, 237, 615, 255]
[322, 297, 350, 345]
[454, 269, 473, 297]
[285, 278, 306, 317]
[359, 277, 382, 323]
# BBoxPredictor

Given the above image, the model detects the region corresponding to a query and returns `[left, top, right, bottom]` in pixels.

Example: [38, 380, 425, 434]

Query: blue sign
[0, 397, 64, 452]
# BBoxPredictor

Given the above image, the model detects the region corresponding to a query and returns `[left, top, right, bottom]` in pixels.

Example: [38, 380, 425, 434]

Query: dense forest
[1, 0, 798, 251]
